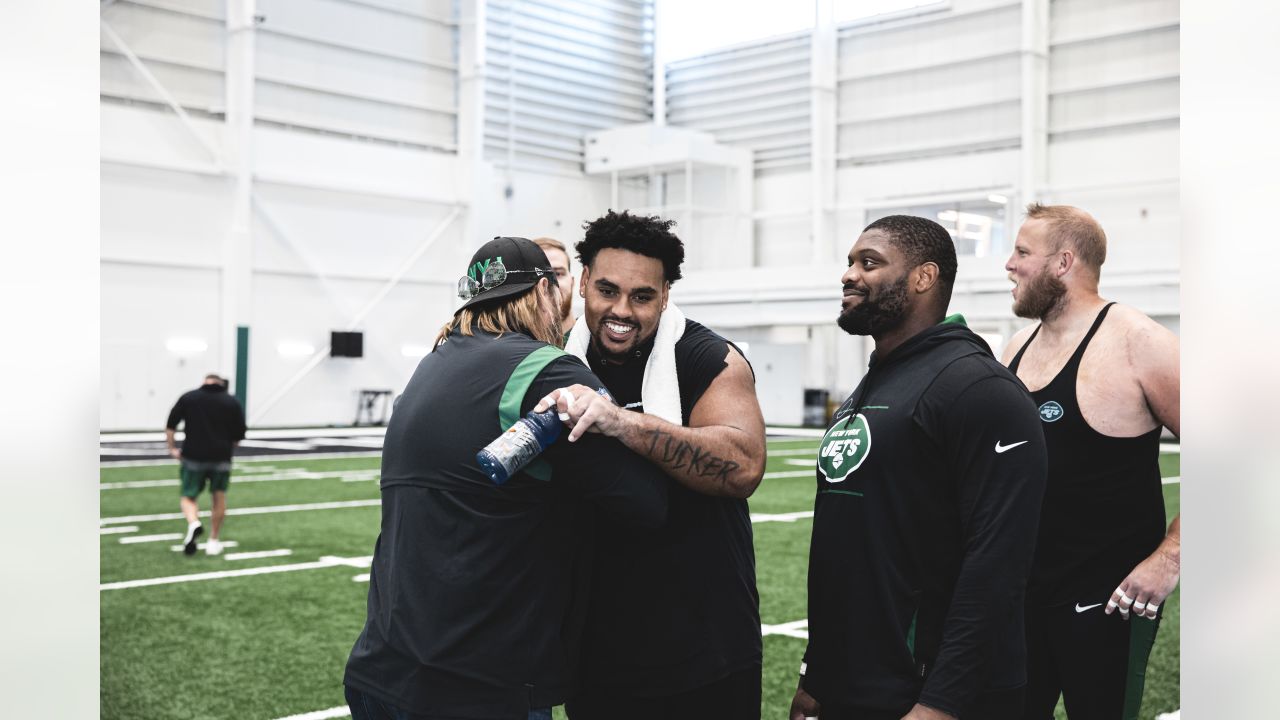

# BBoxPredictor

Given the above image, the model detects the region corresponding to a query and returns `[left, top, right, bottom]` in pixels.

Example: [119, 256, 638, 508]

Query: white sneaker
[206, 538, 223, 556]
[182, 522, 203, 556]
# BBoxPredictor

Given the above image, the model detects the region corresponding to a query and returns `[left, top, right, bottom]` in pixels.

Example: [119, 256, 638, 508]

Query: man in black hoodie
[790, 216, 1048, 720]
[165, 373, 246, 556]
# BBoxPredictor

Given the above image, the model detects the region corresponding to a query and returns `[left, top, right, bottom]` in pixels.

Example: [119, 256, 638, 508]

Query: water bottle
[477, 387, 612, 485]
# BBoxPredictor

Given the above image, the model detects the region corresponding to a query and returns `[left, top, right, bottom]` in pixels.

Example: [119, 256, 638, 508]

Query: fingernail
[558, 413, 570, 422]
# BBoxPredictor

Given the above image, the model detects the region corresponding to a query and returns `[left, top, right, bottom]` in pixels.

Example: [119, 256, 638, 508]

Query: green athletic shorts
[179, 459, 232, 498]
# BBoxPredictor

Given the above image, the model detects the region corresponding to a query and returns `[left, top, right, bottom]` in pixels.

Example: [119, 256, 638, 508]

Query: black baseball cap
[456, 236, 558, 313]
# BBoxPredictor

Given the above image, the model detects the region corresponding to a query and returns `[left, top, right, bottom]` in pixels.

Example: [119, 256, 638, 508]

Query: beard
[1013, 269, 1068, 320]
[837, 273, 909, 336]
[590, 316, 644, 363]
[559, 285, 573, 325]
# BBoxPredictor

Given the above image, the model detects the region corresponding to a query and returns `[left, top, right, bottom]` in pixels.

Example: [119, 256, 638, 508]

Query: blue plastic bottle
[477, 388, 611, 485]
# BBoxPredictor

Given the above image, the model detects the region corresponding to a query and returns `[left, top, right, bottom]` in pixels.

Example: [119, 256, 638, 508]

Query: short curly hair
[864, 214, 958, 304]
[576, 210, 685, 284]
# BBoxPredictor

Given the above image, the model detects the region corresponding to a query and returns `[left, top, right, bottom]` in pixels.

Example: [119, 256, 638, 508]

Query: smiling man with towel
[534, 210, 768, 720]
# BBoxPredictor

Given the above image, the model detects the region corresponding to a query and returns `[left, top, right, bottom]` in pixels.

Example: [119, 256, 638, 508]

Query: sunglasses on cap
[456, 258, 558, 301]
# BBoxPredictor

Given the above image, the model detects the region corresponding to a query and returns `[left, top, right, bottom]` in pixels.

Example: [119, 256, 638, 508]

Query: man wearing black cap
[343, 237, 670, 720]
[165, 373, 245, 556]
[789, 216, 1047, 720]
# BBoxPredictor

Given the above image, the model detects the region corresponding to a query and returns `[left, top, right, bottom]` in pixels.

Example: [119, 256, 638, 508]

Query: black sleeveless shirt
[578, 319, 762, 695]
[1009, 303, 1166, 606]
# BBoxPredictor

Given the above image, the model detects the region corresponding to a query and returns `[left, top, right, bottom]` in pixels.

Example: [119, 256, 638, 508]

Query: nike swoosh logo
[994, 440, 1029, 453]
[1075, 602, 1103, 613]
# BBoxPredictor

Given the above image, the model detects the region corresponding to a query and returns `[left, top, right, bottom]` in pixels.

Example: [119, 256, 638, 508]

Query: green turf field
[100, 443, 1180, 720]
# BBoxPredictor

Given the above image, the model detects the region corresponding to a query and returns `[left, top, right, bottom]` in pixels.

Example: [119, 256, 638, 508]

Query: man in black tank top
[532, 211, 767, 720]
[1002, 204, 1181, 720]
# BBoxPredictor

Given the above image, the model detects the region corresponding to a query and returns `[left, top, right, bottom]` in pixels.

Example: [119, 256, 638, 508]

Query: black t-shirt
[578, 319, 763, 696]
[165, 384, 246, 462]
[344, 331, 669, 718]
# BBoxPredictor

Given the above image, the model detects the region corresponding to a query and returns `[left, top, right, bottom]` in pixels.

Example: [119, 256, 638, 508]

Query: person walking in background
[165, 373, 246, 557]
[1003, 204, 1180, 719]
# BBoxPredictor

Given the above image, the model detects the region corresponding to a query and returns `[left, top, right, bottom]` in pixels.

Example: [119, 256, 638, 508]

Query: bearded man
[1002, 204, 1180, 720]
[790, 215, 1047, 720]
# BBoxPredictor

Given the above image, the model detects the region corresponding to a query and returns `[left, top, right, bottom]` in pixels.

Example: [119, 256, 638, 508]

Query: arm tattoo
[645, 429, 742, 490]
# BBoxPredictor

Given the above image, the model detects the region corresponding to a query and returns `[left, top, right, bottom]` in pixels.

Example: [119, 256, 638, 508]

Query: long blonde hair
[433, 281, 563, 350]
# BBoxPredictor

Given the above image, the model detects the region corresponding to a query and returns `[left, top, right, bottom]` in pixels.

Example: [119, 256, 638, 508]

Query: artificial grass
[101, 446, 1180, 719]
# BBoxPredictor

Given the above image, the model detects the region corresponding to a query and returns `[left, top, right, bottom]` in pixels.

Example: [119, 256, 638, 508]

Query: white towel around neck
[564, 303, 687, 424]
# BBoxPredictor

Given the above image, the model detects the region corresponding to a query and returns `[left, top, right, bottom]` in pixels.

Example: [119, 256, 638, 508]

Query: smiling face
[580, 248, 668, 363]
[837, 229, 912, 337]
[1006, 218, 1068, 320]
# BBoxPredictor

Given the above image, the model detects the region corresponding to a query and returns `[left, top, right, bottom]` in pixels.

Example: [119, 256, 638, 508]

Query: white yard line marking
[321, 555, 373, 568]
[101, 498, 381, 525]
[752, 511, 814, 524]
[103, 427, 388, 443]
[100, 469, 380, 490]
[770, 448, 818, 457]
[1159, 442, 1180, 454]
[101, 451, 382, 468]
[763, 470, 815, 480]
[100, 448, 169, 456]
[352, 573, 370, 583]
[1162, 475, 1180, 485]
[119, 533, 183, 544]
[309, 437, 385, 448]
[762, 619, 809, 639]
[1155, 711, 1179, 720]
[100, 479, 177, 490]
[99, 525, 138, 535]
[169, 541, 239, 552]
[238, 440, 319, 451]
[273, 705, 351, 720]
[225, 549, 292, 561]
[100, 555, 368, 591]
[784, 459, 815, 467]
[766, 427, 826, 438]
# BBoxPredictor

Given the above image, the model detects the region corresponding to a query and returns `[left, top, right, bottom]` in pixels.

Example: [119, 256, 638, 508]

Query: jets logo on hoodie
[818, 413, 871, 482]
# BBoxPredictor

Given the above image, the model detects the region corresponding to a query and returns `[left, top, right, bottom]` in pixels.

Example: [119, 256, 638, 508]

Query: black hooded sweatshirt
[801, 316, 1047, 718]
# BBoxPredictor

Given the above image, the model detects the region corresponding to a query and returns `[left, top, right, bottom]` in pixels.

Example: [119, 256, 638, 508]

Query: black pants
[566, 663, 761, 720]
[1022, 600, 1161, 720]
[820, 686, 1024, 720]
[345, 686, 552, 720]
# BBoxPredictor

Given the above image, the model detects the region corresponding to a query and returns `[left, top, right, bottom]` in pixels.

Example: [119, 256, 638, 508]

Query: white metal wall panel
[1049, 0, 1178, 42]
[485, 0, 653, 172]
[836, 1, 1022, 165]
[665, 33, 811, 174]
[1048, 0, 1178, 139]
[100, 0, 226, 114]
[254, 0, 457, 149]
[256, 0, 453, 64]
[100, 54, 226, 115]
[255, 33, 456, 113]
[838, 2, 1020, 78]
[101, 0, 458, 150]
